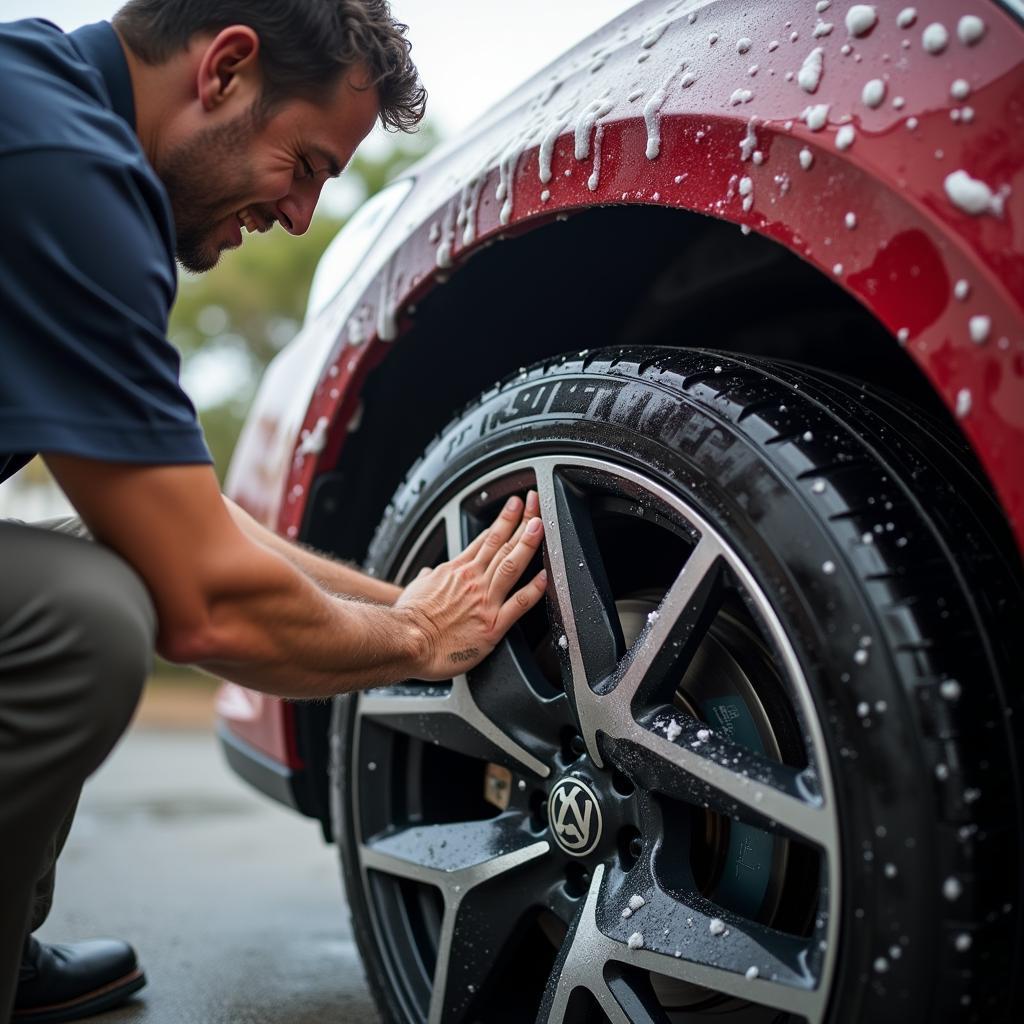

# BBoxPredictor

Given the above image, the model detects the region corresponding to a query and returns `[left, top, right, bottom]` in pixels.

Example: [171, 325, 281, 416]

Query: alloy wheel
[351, 453, 841, 1024]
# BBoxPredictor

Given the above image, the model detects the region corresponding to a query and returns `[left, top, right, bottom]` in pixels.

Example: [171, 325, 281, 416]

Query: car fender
[221, 0, 1023, 769]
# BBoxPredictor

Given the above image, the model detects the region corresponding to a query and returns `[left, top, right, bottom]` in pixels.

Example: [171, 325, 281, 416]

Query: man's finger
[485, 516, 544, 605]
[452, 494, 521, 563]
[470, 495, 524, 567]
[493, 568, 549, 634]
[488, 490, 539, 571]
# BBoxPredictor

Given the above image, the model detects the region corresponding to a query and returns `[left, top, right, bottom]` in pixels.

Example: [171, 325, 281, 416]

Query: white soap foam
[922, 22, 949, 53]
[846, 5, 877, 37]
[802, 103, 830, 130]
[969, 315, 991, 344]
[799, 47, 825, 92]
[957, 15, 985, 45]
[944, 169, 1003, 216]
[862, 78, 886, 107]
[739, 118, 758, 161]
[588, 124, 605, 190]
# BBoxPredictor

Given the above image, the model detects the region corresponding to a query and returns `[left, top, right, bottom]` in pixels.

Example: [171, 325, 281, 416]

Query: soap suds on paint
[575, 95, 614, 160]
[955, 388, 971, 419]
[862, 78, 886, 107]
[897, 8, 917, 29]
[645, 66, 684, 160]
[730, 88, 754, 105]
[957, 15, 985, 45]
[813, 21, 834, 37]
[922, 23, 949, 53]
[799, 47, 825, 92]
[954, 279, 970, 301]
[539, 119, 566, 183]
[297, 416, 330, 456]
[944, 170, 1005, 216]
[969, 315, 991, 344]
[802, 103, 830, 130]
[739, 118, 758, 161]
[588, 124, 605, 190]
[846, 5, 878, 37]
[799, 147, 814, 169]
[836, 124, 856, 149]
[950, 79, 970, 100]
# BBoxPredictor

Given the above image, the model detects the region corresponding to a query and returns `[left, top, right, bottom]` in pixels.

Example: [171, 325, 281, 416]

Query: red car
[216, 1, 1024, 1021]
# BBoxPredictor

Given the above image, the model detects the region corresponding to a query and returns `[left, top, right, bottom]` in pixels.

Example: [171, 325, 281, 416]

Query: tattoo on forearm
[448, 647, 480, 664]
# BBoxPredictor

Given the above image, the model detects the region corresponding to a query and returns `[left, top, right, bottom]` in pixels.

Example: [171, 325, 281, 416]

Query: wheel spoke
[535, 461, 625, 764]
[611, 534, 725, 710]
[469, 628, 572, 760]
[603, 708, 828, 846]
[537, 864, 826, 1024]
[361, 816, 549, 1024]
[434, 856, 563, 1023]
[358, 669, 551, 778]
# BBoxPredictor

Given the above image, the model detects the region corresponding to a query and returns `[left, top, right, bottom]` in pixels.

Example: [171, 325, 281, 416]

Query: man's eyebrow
[312, 146, 344, 178]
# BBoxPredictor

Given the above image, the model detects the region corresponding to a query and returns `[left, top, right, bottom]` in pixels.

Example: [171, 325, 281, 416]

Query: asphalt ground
[35, 680, 381, 1024]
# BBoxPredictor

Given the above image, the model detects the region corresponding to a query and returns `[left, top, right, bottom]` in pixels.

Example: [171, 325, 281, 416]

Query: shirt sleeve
[0, 147, 211, 466]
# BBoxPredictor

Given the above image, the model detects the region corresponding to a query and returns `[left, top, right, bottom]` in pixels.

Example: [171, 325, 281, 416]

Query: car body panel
[219, 0, 1023, 779]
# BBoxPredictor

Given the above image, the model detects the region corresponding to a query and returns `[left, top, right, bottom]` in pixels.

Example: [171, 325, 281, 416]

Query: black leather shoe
[13, 936, 146, 1022]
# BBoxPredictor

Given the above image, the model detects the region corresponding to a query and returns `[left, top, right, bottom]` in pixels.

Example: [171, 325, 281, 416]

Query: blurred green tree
[170, 125, 439, 477]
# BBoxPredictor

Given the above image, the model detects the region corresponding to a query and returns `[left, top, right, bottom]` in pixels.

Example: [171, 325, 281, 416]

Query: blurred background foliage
[171, 125, 439, 478]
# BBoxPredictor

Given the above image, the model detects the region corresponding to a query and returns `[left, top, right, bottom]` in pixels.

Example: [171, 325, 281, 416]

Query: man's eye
[299, 155, 315, 178]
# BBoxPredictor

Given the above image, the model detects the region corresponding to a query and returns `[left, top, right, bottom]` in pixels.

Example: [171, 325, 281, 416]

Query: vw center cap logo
[548, 776, 603, 857]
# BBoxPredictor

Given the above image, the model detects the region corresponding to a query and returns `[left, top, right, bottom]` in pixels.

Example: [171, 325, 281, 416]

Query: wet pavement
[37, 723, 381, 1024]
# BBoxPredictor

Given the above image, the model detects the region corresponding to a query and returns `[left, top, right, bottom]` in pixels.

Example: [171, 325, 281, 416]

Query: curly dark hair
[112, 0, 426, 132]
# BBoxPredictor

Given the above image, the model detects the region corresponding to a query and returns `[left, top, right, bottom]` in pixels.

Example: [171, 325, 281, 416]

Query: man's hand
[396, 491, 547, 680]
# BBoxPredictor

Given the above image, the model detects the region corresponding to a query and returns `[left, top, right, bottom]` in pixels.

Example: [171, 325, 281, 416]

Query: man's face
[158, 67, 380, 273]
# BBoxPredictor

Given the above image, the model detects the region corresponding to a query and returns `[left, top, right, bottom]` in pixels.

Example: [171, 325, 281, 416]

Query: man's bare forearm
[225, 496, 402, 606]
[191, 550, 427, 698]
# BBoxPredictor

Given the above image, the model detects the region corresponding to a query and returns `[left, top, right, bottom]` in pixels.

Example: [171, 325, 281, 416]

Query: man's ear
[195, 25, 260, 111]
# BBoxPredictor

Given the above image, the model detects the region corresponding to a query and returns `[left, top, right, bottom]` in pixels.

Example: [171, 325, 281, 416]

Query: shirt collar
[67, 22, 136, 130]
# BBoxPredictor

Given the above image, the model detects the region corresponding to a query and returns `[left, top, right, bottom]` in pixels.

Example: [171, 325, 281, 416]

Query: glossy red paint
[220, 0, 1024, 766]
[215, 681, 303, 768]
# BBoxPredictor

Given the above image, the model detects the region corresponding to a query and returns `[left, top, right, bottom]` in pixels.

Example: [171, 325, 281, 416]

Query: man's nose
[273, 180, 322, 236]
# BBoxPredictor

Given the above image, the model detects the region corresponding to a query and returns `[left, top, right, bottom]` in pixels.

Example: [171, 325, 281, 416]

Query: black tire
[332, 347, 1023, 1024]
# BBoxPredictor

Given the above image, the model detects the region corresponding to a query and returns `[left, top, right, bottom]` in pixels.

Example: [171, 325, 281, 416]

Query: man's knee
[38, 547, 155, 757]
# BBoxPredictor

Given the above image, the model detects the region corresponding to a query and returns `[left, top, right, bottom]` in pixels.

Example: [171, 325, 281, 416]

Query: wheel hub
[548, 774, 604, 857]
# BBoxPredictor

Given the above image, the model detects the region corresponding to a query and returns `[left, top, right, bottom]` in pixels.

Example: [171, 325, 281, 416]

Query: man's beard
[158, 106, 261, 273]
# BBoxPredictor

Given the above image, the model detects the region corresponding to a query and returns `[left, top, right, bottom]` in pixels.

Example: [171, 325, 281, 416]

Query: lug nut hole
[619, 826, 643, 870]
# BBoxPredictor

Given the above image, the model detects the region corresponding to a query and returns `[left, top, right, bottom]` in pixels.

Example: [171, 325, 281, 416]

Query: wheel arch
[301, 203, 970, 567]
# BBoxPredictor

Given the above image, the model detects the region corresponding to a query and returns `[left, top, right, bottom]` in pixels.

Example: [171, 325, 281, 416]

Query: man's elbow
[156, 619, 224, 667]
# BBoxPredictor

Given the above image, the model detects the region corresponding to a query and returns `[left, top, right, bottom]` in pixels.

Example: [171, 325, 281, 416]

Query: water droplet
[940, 679, 962, 700]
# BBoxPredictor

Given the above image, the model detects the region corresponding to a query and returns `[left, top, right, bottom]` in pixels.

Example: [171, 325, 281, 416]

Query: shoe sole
[12, 968, 146, 1023]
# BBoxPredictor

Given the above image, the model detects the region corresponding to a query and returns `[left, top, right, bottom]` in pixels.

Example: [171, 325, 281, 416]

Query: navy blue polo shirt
[0, 18, 211, 485]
